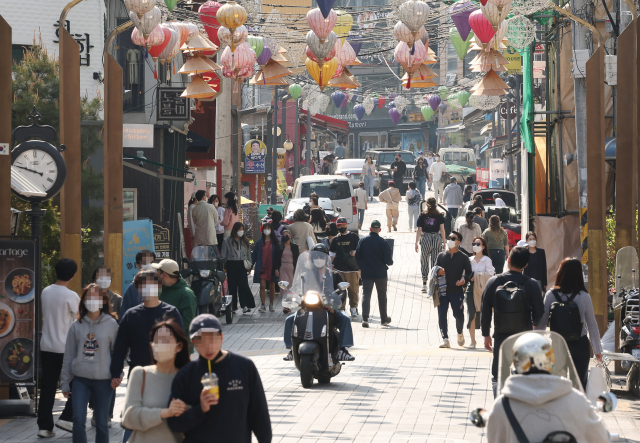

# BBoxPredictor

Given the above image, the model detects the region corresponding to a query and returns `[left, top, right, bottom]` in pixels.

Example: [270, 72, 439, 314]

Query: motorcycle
[181, 246, 233, 324]
[278, 251, 350, 388]
[469, 331, 619, 441]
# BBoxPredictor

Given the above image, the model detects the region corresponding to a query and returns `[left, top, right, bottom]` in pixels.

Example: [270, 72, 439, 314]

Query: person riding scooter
[485, 332, 611, 443]
[282, 244, 356, 362]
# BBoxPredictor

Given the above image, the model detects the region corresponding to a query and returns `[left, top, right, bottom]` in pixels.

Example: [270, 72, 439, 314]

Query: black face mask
[282, 236, 290, 243]
[338, 227, 348, 234]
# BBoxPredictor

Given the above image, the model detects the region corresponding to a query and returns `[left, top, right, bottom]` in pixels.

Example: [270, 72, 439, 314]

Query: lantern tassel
[144, 47, 149, 59]
[154, 64, 158, 80]
[406, 76, 411, 89]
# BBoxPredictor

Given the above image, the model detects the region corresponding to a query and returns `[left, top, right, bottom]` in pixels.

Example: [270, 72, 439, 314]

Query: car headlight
[304, 292, 321, 305]
[199, 270, 211, 278]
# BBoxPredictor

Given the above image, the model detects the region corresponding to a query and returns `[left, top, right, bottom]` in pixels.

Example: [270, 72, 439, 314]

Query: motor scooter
[181, 246, 233, 324]
[278, 250, 350, 388]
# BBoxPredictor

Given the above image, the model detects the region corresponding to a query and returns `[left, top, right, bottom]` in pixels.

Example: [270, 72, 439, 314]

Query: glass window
[123, 189, 137, 221]
[460, 152, 469, 162]
[301, 180, 351, 200]
[400, 152, 415, 163]
[443, 152, 453, 162]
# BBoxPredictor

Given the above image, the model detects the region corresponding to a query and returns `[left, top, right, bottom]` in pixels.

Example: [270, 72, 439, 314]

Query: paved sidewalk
[2, 195, 638, 442]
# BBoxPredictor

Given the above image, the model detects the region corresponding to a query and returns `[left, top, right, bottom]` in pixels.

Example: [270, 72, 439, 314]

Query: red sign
[199, 71, 222, 101]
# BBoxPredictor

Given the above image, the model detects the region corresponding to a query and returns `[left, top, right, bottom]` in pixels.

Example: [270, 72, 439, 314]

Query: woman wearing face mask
[61, 284, 119, 443]
[465, 237, 494, 349]
[458, 212, 481, 256]
[278, 229, 299, 313]
[220, 192, 239, 239]
[208, 194, 225, 249]
[221, 222, 255, 314]
[482, 215, 509, 273]
[122, 319, 189, 443]
[93, 267, 121, 321]
[251, 222, 282, 313]
[522, 231, 547, 291]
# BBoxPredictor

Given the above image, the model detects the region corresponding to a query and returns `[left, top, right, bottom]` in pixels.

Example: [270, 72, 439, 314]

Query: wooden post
[0, 17, 11, 236]
[585, 46, 607, 333]
[59, 27, 82, 294]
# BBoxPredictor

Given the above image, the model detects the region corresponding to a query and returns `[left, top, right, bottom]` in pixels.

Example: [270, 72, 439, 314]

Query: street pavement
[1, 193, 638, 442]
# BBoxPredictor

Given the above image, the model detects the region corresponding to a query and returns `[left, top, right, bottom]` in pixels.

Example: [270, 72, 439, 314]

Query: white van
[288, 175, 358, 232]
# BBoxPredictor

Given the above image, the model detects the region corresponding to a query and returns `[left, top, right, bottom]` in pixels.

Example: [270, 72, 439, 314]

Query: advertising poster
[123, 220, 155, 295]
[0, 239, 36, 383]
[489, 158, 507, 188]
[153, 222, 171, 260]
[244, 139, 267, 174]
[402, 132, 424, 154]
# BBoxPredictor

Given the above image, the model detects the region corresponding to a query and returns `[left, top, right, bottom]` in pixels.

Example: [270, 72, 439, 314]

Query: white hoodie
[487, 374, 610, 443]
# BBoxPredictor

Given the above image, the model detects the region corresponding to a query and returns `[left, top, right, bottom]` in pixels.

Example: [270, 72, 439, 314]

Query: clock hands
[14, 165, 43, 176]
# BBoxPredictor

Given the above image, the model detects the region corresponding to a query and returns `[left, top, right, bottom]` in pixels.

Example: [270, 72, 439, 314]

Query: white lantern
[124, 0, 157, 19]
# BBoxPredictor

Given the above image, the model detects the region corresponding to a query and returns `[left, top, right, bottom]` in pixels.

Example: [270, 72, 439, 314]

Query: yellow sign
[276, 170, 288, 193]
[277, 153, 286, 168]
[502, 45, 522, 75]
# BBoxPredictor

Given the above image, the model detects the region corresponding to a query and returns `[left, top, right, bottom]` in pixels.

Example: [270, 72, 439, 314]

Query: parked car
[438, 147, 478, 184]
[454, 189, 521, 247]
[366, 149, 416, 194]
[283, 198, 341, 225]
[334, 158, 380, 189]
[288, 175, 358, 232]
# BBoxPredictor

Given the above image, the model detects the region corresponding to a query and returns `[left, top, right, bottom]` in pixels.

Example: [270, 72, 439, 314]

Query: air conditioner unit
[604, 55, 617, 85]
[571, 49, 590, 78]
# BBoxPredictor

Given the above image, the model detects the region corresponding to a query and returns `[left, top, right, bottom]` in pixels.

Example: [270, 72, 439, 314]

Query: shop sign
[153, 222, 171, 259]
[157, 88, 191, 121]
[499, 102, 518, 120]
[502, 45, 522, 74]
[277, 153, 286, 168]
[123, 220, 155, 294]
[123, 124, 154, 148]
[0, 238, 36, 383]
[244, 140, 267, 174]
[489, 158, 507, 188]
[54, 20, 94, 66]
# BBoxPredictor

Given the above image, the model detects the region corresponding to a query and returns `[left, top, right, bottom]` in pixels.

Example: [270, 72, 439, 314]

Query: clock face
[12, 149, 59, 193]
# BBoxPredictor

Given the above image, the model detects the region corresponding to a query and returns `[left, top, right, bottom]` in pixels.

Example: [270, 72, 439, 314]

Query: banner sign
[123, 220, 155, 294]
[489, 158, 507, 188]
[153, 222, 171, 260]
[0, 238, 36, 383]
[244, 140, 267, 174]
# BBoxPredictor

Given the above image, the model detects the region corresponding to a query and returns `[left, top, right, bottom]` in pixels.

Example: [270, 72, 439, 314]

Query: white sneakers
[55, 420, 73, 432]
[37, 430, 55, 438]
[439, 339, 450, 348]
[457, 334, 465, 347]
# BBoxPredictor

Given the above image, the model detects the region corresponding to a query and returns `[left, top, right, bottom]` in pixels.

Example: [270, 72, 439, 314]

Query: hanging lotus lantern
[421, 105, 434, 121]
[354, 103, 365, 120]
[305, 57, 338, 90]
[438, 86, 449, 98]
[132, 25, 165, 51]
[333, 10, 353, 44]
[185, 23, 199, 43]
[247, 35, 264, 59]
[216, 1, 247, 35]
[149, 26, 170, 67]
[165, 22, 189, 49]
[471, 68, 510, 95]
[481, 1, 511, 30]
[130, 7, 161, 39]
[427, 94, 441, 111]
[398, 0, 430, 38]
[199, 1, 223, 46]
[469, 10, 496, 46]
[458, 90, 471, 107]
[331, 63, 343, 79]
[124, 0, 157, 19]
[450, 0, 477, 41]
[449, 28, 474, 60]
[469, 48, 509, 72]
[393, 22, 425, 47]
[331, 90, 346, 107]
[158, 27, 178, 64]
[256, 46, 272, 67]
[337, 41, 357, 67]
[217, 25, 248, 51]
[347, 35, 363, 56]
[389, 107, 401, 124]
[306, 31, 338, 64]
[289, 84, 302, 100]
[307, 8, 337, 44]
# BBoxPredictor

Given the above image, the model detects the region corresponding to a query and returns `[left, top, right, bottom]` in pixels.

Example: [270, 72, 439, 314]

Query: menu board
[0, 239, 36, 383]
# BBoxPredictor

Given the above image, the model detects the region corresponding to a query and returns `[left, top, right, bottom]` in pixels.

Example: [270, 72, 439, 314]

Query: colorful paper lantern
[439, 102, 448, 113]
[130, 7, 161, 39]
[458, 90, 471, 107]
[199, 1, 223, 46]
[398, 0, 430, 33]
[164, 0, 178, 11]
[389, 108, 401, 124]
[421, 105, 434, 120]
[469, 9, 496, 44]
[480, 1, 511, 27]
[306, 31, 338, 62]
[149, 26, 171, 62]
[216, 1, 247, 32]
[317, 0, 336, 18]
[124, 0, 157, 19]
[158, 27, 178, 63]
[289, 84, 302, 100]
[354, 104, 365, 120]
[247, 35, 264, 58]
[378, 97, 386, 109]
[256, 46, 272, 66]
[449, 28, 474, 60]
[347, 35, 363, 56]
[307, 8, 337, 42]
[340, 95, 349, 108]
[305, 57, 339, 90]
[331, 90, 346, 107]
[427, 94, 441, 111]
[337, 41, 357, 66]
[450, 0, 477, 41]
[334, 10, 353, 43]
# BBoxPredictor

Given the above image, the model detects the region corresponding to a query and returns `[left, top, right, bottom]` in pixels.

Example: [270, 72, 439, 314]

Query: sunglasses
[448, 236, 459, 241]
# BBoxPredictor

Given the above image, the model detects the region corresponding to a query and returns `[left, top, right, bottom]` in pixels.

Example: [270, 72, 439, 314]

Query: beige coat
[288, 221, 316, 253]
[378, 187, 401, 209]
[361, 163, 375, 177]
[192, 201, 219, 246]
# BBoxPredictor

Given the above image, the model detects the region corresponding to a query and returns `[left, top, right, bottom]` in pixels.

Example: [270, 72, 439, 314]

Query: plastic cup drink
[201, 373, 219, 400]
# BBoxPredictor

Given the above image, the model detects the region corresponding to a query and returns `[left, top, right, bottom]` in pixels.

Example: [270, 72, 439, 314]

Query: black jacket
[480, 270, 545, 337]
[522, 248, 548, 289]
[390, 160, 406, 180]
[355, 232, 393, 279]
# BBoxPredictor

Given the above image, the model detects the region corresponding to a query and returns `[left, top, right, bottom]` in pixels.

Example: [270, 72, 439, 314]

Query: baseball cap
[150, 259, 180, 277]
[267, 207, 274, 211]
[493, 193, 501, 198]
[370, 220, 381, 228]
[336, 217, 348, 225]
[189, 314, 222, 339]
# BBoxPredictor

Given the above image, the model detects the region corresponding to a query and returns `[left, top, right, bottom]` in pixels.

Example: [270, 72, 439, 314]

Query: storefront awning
[300, 110, 350, 134]
[436, 122, 465, 134]
[186, 130, 212, 153]
[480, 123, 493, 134]
[11, 166, 47, 197]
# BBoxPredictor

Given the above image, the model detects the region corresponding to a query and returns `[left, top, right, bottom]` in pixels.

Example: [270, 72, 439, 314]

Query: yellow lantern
[333, 11, 353, 44]
[305, 57, 338, 91]
[216, 1, 247, 33]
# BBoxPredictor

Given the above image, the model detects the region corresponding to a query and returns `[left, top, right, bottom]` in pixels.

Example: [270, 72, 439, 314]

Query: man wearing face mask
[329, 218, 361, 319]
[435, 231, 472, 348]
[110, 270, 184, 392]
[389, 153, 407, 192]
[429, 154, 448, 203]
[120, 250, 157, 318]
[152, 259, 198, 349]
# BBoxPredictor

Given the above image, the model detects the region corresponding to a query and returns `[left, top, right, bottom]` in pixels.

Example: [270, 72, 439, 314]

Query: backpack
[494, 275, 531, 335]
[548, 290, 583, 342]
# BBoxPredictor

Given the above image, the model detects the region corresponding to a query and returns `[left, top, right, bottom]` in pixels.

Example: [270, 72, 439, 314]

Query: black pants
[227, 260, 256, 310]
[437, 292, 465, 339]
[362, 278, 388, 322]
[491, 333, 510, 397]
[38, 351, 73, 431]
[567, 335, 591, 390]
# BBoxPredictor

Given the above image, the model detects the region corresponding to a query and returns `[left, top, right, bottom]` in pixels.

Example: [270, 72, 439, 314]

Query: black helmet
[312, 243, 329, 255]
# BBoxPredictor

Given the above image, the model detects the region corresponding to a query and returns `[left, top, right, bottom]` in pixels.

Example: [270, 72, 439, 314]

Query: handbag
[585, 364, 608, 405]
[238, 243, 252, 270]
[120, 369, 146, 431]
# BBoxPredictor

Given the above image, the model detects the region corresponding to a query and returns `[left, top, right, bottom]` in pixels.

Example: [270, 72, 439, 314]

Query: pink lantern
[469, 10, 496, 44]
[337, 41, 356, 66]
[331, 63, 343, 79]
[131, 27, 147, 46]
[186, 22, 199, 43]
[394, 40, 427, 68]
[306, 8, 337, 41]
[220, 46, 234, 70]
[158, 27, 178, 63]
[145, 25, 165, 48]
[393, 22, 424, 44]
[232, 42, 257, 70]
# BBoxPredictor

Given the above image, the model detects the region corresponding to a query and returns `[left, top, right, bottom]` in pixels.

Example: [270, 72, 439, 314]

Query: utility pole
[571, 0, 591, 285]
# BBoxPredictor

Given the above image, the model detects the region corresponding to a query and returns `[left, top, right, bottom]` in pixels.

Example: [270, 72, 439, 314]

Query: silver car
[335, 158, 379, 189]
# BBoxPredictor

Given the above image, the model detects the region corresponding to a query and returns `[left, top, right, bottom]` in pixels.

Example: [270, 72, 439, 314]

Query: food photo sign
[0, 239, 36, 383]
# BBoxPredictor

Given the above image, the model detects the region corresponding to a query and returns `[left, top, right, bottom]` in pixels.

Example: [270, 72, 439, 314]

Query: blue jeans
[415, 176, 426, 197]
[122, 430, 132, 443]
[284, 310, 354, 348]
[71, 377, 113, 443]
[363, 175, 374, 198]
[358, 209, 365, 225]
[408, 205, 419, 229]
[437, 291, 465, 340]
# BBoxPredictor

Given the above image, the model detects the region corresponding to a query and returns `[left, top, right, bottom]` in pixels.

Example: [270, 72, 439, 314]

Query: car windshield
[378, 152, 415, 165]
[337, 159, 365, 170]
[300, 180, 351, 200]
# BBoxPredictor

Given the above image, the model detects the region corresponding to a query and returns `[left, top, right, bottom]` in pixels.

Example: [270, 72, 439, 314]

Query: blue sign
[122, 220, 155, 294]
[401, 132, 424, 154]
[244, 139, 267, 174]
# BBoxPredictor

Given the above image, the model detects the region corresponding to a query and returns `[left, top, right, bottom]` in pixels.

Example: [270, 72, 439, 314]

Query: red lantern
[469, 10, 495, 44]
[377, 97, 386, 109]
[199, 1, 222, 47]
[149, 26, 171, 62]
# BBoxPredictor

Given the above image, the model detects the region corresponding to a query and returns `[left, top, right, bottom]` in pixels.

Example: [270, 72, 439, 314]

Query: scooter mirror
[338, 282, 350, 291]
[597, 392, 617, 412]
[279, 281, 290, 290]
[182, 257, 189, 265]
[469, 408, 486, 428]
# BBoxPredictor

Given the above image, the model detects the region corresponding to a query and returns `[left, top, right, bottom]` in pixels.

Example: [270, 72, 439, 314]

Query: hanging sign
[157, 88, 191, 121]
[489, 158, 507, 188]
[123, 220, 155, 294]
[123, 124, 154, 148]
[244, 140, 267, 174]
[153, 222, 171, 260]
[0, 238, 36, 383]
[499, 102, 518, 120]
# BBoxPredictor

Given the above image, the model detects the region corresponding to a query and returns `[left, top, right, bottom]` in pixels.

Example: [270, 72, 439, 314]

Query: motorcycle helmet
[312, 243, 329, 255]
[511, 333, 555, 375]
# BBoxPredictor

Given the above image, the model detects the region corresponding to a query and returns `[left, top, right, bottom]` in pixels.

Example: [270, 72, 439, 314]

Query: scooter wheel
[225, 307, 233, 324]
[627, 363, 640, 398]
[300, 355, 314, 388]
[318, 376, 331, 384]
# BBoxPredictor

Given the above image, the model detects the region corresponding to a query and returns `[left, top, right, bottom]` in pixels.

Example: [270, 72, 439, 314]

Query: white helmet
[511, 333, 555, 375]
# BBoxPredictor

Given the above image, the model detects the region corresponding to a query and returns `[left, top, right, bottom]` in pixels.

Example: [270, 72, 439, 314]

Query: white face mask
[446, 239, 457, 250]
[237, 231, 244, 237]
[141, 264, 154, 271]
[528, 240, 537, 248]
[473, 245, 483, 253]
[263, 229, 271, 236]
[152, 342, 177, 363]
[313, 258, 326, 268]
[141, 285, 159, 300]
[96, 277, 111, 289]
[85, 299, 103, 313]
